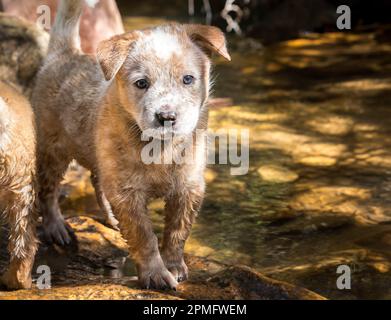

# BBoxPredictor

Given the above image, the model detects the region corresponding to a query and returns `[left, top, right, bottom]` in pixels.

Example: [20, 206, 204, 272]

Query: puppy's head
[97, 24, 230, 138]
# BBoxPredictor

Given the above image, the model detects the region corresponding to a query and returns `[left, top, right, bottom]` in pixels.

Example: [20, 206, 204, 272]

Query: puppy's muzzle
[156, 111, 177, 126]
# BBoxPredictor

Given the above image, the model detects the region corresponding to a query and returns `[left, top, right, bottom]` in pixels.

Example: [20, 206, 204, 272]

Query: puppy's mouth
[142, 126, 182, 141]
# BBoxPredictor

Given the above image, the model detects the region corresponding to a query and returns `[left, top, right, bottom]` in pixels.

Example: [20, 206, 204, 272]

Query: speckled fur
[32, 0, 229, 289]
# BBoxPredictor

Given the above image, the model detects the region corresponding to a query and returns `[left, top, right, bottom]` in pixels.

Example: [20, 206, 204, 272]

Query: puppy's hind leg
[0, 191, 38, 290]
[90, 173, 119, 230]
[37, 145, 74, 246]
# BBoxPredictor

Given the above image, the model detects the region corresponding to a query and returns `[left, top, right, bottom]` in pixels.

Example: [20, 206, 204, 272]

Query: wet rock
[204, 168, 217, 183]
[297, 156, 336, 167]
[258, 165, 299, 183]
[0, 217, 325, 300]
[208, 265, 325, 300]
[268, 213, 354, 236]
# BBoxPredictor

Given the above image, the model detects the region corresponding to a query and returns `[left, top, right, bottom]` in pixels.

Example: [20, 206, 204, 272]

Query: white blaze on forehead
[85, 0, 100, 8]
[143, 30, 182, 61]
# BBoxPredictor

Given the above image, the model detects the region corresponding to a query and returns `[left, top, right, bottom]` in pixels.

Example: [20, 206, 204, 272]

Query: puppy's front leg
[161, 184, 204, 282]
[110, 189, 177, 290]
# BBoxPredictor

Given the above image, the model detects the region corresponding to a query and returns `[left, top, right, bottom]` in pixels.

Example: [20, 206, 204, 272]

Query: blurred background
[118, 0, 391, 43]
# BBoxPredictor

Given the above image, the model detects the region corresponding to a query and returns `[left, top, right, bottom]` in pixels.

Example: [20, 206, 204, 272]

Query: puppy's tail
[48, 0, 85, 53]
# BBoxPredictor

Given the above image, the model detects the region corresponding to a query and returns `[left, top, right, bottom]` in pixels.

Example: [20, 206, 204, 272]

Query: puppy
[32, 0, 230, 289]
[0, 81, 38, 290]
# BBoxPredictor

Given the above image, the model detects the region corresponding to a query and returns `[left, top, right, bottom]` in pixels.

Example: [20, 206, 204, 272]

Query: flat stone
[298, 156, 336, 167]
[258, 165, 299, 183]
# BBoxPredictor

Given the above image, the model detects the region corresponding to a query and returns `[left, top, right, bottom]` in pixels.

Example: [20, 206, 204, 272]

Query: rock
[258, 165, 299, 183]
[298, 156, 336, 167]
[208, 265, 325, 300]
[0, 216, 325, 300]
[204, 168, 217, 183]
[268, 213, 353, 236]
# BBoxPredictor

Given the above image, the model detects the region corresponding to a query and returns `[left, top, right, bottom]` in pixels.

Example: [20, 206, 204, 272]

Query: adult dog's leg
[161, 185, 204, 282]
[90, 173, 119, 229]
[1, 191, 38, 289]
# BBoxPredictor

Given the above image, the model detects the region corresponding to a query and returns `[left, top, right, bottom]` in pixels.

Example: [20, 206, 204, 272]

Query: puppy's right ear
[96, 32, 139, 81]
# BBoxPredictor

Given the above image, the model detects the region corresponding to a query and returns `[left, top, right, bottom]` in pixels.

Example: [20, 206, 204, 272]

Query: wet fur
[32, 0, 229, 289]
[0, 81, 38, 290]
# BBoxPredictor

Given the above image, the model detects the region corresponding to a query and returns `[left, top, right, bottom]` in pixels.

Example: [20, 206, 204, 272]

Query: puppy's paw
[137, 256, 178, 290]
[0, 271, 32, 290]
[43, 217, 74, 246]
[162, 255, 189, 282]
[166, 260, 189, 283]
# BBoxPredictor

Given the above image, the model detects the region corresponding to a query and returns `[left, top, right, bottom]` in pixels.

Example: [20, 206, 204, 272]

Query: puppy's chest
[143, 164, 183, 198]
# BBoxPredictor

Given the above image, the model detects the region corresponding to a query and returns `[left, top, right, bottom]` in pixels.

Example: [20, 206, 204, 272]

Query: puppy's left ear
[96, 32, 139, 81]
[184, 24, 231, 61]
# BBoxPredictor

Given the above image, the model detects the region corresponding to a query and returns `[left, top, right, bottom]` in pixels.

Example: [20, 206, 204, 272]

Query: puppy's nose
[156, 111, 177, 126]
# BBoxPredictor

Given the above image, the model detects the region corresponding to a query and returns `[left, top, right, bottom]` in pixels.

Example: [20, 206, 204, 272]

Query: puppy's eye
[183, 75, 195, 85]
[134, 79, 149, 90]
